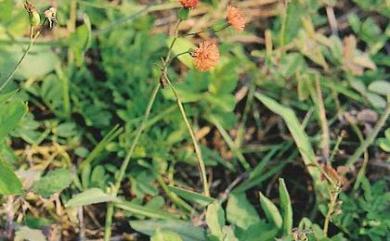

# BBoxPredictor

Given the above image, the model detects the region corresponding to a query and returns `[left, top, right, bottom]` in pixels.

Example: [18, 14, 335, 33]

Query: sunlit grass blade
[254, 92, 328, 197]
[168, 185, 215, 207]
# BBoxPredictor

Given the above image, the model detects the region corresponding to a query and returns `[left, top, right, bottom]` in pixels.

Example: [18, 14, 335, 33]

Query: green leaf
[378, 138, 390, 152]
[0, 159, 22, 195]
[279, 53, 306, 78]
[279, 178, 293, 235]
[259, 192, 283, 230]
[130, 220, 206, 241]
[0, 0, 13, 22]
[367, 92, 386, 109]
[0, 99, 27, 141]
[0, 45, 60, 80]
[68, 14, 92, 66]
[167, 37, 195, 68]
[254, 92, 327, 197]
[178, 8, 190, 20]
[152, 229, 183, 241]
[226, 193, 260, 229]
[368, 80, 390, 96]
[237, 222, 278, 241]
[167, 186, 215, 206]
[114, 200, 179, 219]
[206, 202, 225, 239]
[65, 188, 117, 207]
[32, 169, 72, 197]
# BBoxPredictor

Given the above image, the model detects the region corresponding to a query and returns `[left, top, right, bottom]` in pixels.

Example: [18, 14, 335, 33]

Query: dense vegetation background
[0, 0, 389, 240]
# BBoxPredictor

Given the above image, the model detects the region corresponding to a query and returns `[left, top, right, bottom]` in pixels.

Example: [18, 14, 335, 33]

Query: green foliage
[32, 168, 73, 198]
[0, 158, 22, 195]
[254, 93, 328, 198]
[65, 188, 117, 207]
[333, 178, 390, 241]
[377, 128, 390, 152]
[130, 220, 206, 241]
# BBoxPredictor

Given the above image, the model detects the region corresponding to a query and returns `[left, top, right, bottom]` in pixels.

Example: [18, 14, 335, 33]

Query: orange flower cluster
[179, 0, 199, 9]
[227, 5, 246, 32]
[192, 40, 220, 72]
[185, 4, 247, 71]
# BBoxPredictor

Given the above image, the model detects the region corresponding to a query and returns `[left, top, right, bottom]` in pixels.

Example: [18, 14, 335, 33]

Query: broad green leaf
[32, 169, 72, 198]
[114, 200, 179, 219]
[259, 192, 283, 230]
[0, 0, 13, 22]
[0, 99, 27, 141]
[0, 45, 60, 80]
[378, 138, 390, 152]
[385, 129, 390, 139]
[206, 202, 225, 239]
[65, 188, 117, 207]
[279, 178, 293, 235]
[367, 92, 386, 109]
[68, 14, 92, 66]
[254, 93, 326, 197]
[222, 226, 239, 241]
[209, 60, 239, 95]
[167, 186, 215, 206]
[226, 193, 260, 229]
[237, 222, 278, 241]
[368, 80, 390, 96]
[0, 159, 22, 195]
[152, 229, 183, 241]
[130, 220, 206, 241]
[167, 37, 195, 68]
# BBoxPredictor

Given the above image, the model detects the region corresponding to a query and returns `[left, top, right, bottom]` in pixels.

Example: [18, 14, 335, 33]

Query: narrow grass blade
[114, 200, 179, 220]
[65, 188, 117, 207]
[167, 186, 215, 206]
[255, 92, 327, 196]
[279, 178, 293, 236]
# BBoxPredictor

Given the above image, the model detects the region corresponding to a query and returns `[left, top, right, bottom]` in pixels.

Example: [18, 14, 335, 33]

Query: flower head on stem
[179, 0, 199, 9]
[227, 5, 246, 32]
[192, 40, 220, 72]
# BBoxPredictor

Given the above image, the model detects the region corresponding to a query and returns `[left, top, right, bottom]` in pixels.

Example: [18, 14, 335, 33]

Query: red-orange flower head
[192, 40, 220, 72]
[227, 5, 246, 32]
[179, 0, 199, 9]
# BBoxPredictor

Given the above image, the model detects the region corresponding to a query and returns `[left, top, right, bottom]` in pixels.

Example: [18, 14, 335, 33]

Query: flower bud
[24, 1, 41, 27]
[178, 0, 198, 9]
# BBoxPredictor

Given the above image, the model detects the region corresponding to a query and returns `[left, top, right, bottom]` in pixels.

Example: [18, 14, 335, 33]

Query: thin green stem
[103, 83, 160, 241]
[0, 27, 40, 93]
[346, 103, 390, 167]
[114, 83, 161, 194]
[55, 65, 71, 118]
[164, 74, 210, 197]
[313, 77, 330, 160]
[279, 2, 288, 47]
[104, 203, 114, 241]
[156, 175, 193, 213]
[328, 131, 345, 163]
[103, 19, 182, 241]
[235, 77, 255, 147]
[323, 188, 340, 236]
[183, 24, 229, 37]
